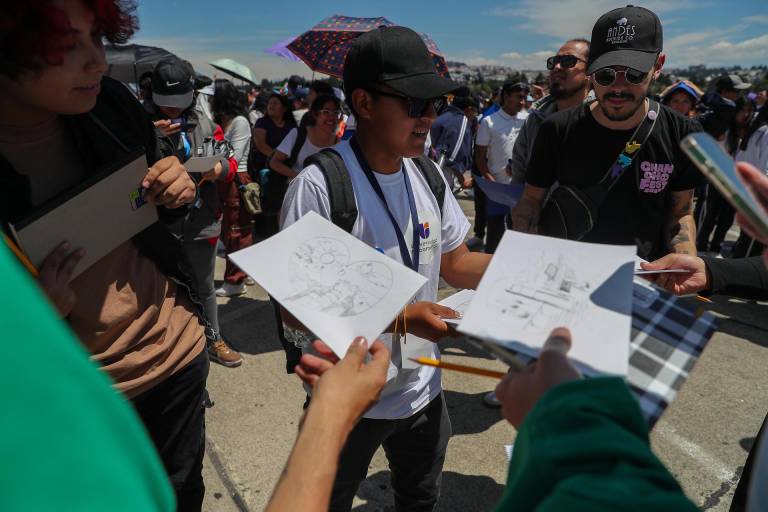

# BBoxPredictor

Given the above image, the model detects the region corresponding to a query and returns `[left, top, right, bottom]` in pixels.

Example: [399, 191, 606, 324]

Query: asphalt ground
[202, 195, 768, 511]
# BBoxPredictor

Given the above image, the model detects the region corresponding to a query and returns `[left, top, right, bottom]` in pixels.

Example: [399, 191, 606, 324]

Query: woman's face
[667, 90, 694, 117]
[313, 100, 341, 134]
[0, 0, 108, 122]
[736, 104, 754, 127]
[267, 96, 284, 118]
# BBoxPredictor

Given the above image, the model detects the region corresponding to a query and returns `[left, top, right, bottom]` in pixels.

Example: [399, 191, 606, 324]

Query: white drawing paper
[229, 211, 428, 357]
[458, 231, 635, 376]
[438, 289, 476, 326]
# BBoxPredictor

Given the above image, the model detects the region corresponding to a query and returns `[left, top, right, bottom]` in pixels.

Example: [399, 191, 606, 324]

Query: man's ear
[652, 53, 666, 81]
[351, 89, 374, 121]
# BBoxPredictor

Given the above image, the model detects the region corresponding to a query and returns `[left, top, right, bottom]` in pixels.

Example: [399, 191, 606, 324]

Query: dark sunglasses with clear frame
[546, 54, 586, 70]
[367, 88, 446, 118]
[592, 67, 649, 87]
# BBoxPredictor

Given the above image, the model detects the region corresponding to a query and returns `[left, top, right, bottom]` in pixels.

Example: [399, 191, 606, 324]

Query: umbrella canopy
[286, 14, 450, 79]
[209, 58, 256, 85]
[105, 43, 178, 85]
[264, 36, 301, 62]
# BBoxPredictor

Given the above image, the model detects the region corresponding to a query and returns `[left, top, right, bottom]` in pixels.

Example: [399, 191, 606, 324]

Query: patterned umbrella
[286, 14, 449, 79]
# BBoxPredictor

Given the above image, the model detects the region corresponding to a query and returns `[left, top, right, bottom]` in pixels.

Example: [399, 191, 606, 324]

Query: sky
[132, 0, 768, 81]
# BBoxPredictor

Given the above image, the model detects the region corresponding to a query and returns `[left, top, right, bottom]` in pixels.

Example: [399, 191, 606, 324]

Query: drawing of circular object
[291, 237, 350, 273]
[332, 260, 393, 316]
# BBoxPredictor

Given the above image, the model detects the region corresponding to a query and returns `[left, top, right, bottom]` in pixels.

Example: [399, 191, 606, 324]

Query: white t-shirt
[276, 128, 327, 174]
[476, 108, 529, 184]
[736, 125, 768, 175]
[280, 140, 470, 419]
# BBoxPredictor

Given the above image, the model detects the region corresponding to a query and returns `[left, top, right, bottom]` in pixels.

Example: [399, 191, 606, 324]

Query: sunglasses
[592, 67, 649, 87]
[546, 54, 585, 70]
[368, 89, 446, 118]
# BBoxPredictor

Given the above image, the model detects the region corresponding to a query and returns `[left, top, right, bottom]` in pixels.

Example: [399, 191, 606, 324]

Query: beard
[598, 91, 646, 121]
[549, 76, 587, 99]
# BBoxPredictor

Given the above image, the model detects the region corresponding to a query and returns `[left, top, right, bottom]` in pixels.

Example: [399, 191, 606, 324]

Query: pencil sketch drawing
[488, 254, 593, 330]
[284, 237, 394, 316]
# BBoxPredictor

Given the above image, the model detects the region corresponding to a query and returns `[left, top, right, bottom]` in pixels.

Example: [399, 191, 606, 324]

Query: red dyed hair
[0, 0, 138, 78]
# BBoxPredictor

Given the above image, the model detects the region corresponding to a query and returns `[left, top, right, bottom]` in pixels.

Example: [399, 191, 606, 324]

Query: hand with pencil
[495, 327, 581, 428]
[37, 241, 85, 318]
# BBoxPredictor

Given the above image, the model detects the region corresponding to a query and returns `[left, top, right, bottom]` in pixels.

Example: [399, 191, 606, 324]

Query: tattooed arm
[666, 189, 697, 255]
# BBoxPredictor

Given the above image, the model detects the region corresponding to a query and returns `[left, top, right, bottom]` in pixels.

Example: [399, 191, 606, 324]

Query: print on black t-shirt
[526, 102, 703, 260]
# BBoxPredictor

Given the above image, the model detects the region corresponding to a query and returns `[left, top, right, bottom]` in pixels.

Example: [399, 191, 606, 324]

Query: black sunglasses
[546, 54, 585, 70]
[593, 67, 648, 87]
[368, 89, 446, 118]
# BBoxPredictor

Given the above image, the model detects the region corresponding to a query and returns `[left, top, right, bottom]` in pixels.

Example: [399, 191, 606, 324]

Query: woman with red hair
[1, 1, 210, 509]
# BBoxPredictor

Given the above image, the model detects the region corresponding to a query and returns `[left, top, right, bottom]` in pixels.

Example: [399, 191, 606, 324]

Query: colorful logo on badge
[130, 188, 147, 210]
[418, 222, 431, 239]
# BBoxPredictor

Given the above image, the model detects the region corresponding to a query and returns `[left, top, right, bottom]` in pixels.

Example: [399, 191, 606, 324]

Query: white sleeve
[279, 166, 333, 230]
[226, 117, 251, 168]
[276, 128, 298, 157]
[440, 190, 471, 253]
[475, 117, 492, 147]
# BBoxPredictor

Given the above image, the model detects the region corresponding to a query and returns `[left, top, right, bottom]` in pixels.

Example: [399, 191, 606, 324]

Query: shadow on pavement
[218, 295, 284, 356]
[439, 336, 497, 361]
[707, 296, 768, 348]
[352, 470, 505, 512]
[444, 389, 503, 436]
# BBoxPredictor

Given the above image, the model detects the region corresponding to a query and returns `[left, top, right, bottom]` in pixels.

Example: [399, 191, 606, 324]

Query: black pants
[485, 214, 511, 254]
[472, 177, 487, 239]
[730, 411, 767, 511]
[132, 350, 209, 512]
[697, 187, 735, 253]
[329, 394, 452, 512]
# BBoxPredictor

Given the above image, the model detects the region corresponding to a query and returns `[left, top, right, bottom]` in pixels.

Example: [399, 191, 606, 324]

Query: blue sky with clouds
[133, 0, 768, 80]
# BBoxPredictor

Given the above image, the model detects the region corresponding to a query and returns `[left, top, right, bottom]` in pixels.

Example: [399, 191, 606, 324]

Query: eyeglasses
[546, 55, 585, 70]
[592, 67, 648, 87]
[367, 89, 446, 118]
[318, 109, 343, 119]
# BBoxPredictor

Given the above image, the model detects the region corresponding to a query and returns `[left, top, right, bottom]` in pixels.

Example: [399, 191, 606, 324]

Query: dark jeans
[696, 187, 735, 253]
[485, 214, 511, 254]
[329, 393, 452, 512]
[472, 178, 487, 239]
[730, 411, 767, 511]
[183, 238, 219, 341]
[132, 350, 209, 512]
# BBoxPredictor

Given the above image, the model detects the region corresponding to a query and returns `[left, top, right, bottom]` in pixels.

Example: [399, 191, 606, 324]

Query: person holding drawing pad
[0, 1, 213, 508]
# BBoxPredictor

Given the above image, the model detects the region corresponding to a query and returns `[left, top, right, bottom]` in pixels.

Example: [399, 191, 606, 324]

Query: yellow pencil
[408, 357, 507, 379]
[2, 234, 38, 277]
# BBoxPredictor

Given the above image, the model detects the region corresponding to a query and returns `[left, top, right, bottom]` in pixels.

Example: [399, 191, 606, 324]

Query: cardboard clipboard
[11, 148, 159, 280]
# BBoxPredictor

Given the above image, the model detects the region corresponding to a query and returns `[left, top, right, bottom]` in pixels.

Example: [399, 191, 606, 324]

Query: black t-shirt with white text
[526, 102, 703, 260]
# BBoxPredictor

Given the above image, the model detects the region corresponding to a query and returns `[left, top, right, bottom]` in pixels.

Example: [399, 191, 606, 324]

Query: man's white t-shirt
[280, 140, 470, 420]
[276, 128, 327, 175]
[476, 108, 529, 184]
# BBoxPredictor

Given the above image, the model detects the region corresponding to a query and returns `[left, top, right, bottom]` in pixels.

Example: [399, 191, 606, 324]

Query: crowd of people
[1, 1, 768, 511]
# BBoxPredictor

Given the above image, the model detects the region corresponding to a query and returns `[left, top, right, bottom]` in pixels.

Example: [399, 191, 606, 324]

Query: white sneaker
[215, 282, 246, 297]
[244, 277, 256, 286]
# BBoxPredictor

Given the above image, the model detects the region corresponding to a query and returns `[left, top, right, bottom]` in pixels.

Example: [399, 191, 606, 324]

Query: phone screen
[681, 132, 768, 240]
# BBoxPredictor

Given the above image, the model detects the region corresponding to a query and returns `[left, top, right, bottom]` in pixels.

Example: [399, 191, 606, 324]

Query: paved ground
[202, 197, 768, 511]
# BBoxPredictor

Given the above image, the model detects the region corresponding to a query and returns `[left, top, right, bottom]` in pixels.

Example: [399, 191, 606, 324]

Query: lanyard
[350, 137, 420, 271]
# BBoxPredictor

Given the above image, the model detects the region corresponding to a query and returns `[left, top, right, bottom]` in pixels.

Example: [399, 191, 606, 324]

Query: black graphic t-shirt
[526, 102, 704, 260]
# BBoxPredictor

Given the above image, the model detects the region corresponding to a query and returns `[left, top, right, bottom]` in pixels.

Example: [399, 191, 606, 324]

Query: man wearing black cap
[282, 25, 492, 511]
[512, 5, 703, 261]
[475, 80, 530, 253]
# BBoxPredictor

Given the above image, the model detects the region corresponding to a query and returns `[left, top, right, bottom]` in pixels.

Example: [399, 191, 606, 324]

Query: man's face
[0, 0, 108, 118]
[501, 90, 526, 115]
[721, 89, 740, 102]
[592, 58, 661, 122]
[355, 85, 437, 159]
[549, 41, 589, 100]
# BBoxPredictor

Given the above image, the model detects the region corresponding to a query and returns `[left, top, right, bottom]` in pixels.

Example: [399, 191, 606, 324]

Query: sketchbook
[458, 231, 635, 376]
[229, 211, 428, 357]
[474, 177, 524, 208]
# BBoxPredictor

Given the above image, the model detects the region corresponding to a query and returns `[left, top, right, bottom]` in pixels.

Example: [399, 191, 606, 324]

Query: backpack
[278, 148, 446, 373]
[261, 127, 308, 214]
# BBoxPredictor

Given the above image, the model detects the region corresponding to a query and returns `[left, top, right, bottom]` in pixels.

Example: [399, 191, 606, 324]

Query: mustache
[604, 92, 635, 101]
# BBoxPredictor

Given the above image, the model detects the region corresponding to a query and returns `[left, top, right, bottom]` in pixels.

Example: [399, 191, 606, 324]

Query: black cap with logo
[151, 57, 195, 109]
[587, 5, 663, 75]
[343, 26, 460, 100]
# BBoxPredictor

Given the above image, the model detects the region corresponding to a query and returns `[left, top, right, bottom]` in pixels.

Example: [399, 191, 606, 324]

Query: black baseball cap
[152, 57, 194, 109]
[587, 5, 663, 75]
[343, 26, 460, 99]
[716, 74, 751, 91]
[502, 81, 530, 93]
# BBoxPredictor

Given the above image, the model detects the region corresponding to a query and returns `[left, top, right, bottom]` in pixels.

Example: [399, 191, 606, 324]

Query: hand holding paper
[142, 155, 196, 208]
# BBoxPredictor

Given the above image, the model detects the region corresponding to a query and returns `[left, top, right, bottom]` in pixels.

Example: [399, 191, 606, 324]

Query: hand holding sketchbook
[229, 212, 428, 357]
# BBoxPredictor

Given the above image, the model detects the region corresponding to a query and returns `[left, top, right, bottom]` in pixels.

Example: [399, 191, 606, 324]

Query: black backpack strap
[412, 155, 446, 218]
[287, 126, 308, 168]
[305, 149, 358, 233]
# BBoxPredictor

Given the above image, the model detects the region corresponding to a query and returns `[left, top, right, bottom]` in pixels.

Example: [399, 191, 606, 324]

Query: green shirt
[496, 377, 697, 512]
[0, 244, 174, 511]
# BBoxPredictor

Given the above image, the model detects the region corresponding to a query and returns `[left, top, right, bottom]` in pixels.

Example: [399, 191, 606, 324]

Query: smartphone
[680, 132, 768, 242]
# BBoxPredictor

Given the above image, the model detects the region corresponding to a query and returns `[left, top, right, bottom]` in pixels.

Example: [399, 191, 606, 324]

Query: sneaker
[483, 391, 501, 407]
[215, 282, 246, 297]
[208, 339, 243, 367]
[244, 277, 256, 286]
